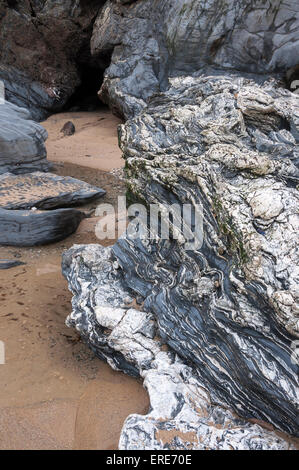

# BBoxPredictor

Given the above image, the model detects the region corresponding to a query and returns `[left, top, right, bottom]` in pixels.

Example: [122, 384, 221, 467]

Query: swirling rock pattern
[0, 101, 48, 174]
[92, 0, 299, 118]
[62, 244, 296, 449]
[64, 73, 299, 440]
[115, 73, 299, 436]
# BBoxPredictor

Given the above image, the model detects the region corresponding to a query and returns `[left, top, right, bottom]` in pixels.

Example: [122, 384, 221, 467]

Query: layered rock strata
[0, 172, 106, 210]
[0, 207, 84, 246]
[62, 244, 296, 450]
[92, 0, 299, 118]
[0, 101, 48, 174]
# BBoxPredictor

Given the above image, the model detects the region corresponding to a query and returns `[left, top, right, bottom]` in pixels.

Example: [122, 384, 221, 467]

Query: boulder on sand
[0, 208, 84, 247]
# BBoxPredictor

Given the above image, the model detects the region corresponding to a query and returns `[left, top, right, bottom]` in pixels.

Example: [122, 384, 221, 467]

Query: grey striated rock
[64, 74, 299, 438]
[0, 172, 106, 210]
[0, 259, 25, 269]
[62, 244, 295, 450]
[115, 73, 299, 436]
[0, 207, 84, 246]
[0, 101, 48, 174]
[0, 0, 105, 120]
[92, 0, 299, 118]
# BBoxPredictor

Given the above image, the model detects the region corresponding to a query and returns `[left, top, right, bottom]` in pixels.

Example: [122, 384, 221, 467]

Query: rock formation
[62, 244, 296, 450]
[0, 172, 106, 210]
[63, 72, 299, 446]
[0, 101, 48, 174]
[115, 72, 299, 436]
[61, 0, 299, 450]
[92, 0, 299, 118]
[0, 207, 84, 246]
[1, 0, 297, 450]
[0, 0, 106, 120]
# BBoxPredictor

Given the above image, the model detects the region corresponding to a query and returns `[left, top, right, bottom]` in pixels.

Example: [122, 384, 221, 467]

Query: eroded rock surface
[0, 0, 106, 120]
[0, 101, 48, 174]
[64, 74, 299, 441]
[0, 172, 105, 210]
[62, 244, 296, 450]
[92, 0, 299, 118]
[0, 207, 84, 246]
[115, 73, 299, 436]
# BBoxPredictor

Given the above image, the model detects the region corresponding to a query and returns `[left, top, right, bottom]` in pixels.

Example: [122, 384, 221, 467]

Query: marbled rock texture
[64, 74, 299, 443]
[0, 0, 106, 120]
[116, 73, 299, 437]
[62, 244, 296, 450]
[0, 172, 106, 210]
[92, 0, 299, 118]
[0, 207, 84, 246]
[0, 101, 48, 174]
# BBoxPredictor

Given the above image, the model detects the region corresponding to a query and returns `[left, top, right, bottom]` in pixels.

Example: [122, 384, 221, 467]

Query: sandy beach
[0, 111, 149, 450]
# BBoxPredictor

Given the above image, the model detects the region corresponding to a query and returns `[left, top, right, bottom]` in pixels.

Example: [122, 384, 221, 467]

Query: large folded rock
[114, 73, 299, 436]
[0, 172, 106, 210]
[0, 101, 48, 174]
[92, 0, 299, 118]
[62, 244, 295, 450]
[64, 73, 299, 439]
[0, 259, 25, 270]
[0, 207, 84, 246]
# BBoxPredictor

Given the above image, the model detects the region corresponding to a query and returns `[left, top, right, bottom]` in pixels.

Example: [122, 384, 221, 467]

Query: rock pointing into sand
[0, 101, 49, 175]
[0, 172, 106, 210]
[63, 73, 299, 446]
[62, 244, 295, 450]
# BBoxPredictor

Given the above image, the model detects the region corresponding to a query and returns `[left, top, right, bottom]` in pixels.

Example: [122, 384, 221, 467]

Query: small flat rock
[0, 259, 26, 269]
[0, 208, 84, 246]
[0, 172, 106, 210]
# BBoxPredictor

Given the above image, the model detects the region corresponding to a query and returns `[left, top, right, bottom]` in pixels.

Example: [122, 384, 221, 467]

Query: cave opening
[63, 64, 107, 112]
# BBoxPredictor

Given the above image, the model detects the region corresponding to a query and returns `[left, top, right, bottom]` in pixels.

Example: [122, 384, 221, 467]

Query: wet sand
[0, 112, 149, 450]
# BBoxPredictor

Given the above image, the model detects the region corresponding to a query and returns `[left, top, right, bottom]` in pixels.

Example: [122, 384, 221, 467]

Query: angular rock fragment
[62, 244, 295, 450]
[0, 259, 25, 269]
[0, 101, 49, 175]
[0, 208, 84, 247]
[0, 172, 106, 210]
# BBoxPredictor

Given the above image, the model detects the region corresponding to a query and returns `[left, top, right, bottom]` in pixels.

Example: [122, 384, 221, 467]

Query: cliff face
[1, 0, 298, 119]
[0, 0, 105, 120]
[92, 0, 299, 117]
